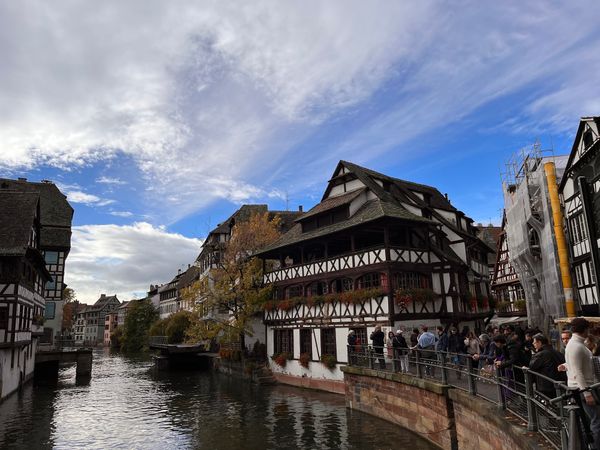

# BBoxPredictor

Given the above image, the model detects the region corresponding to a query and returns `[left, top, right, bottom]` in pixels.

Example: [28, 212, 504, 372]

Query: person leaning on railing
[392, 329, 409, 373]
[527, 333, 566, 399]
[370, 325, 386, 369]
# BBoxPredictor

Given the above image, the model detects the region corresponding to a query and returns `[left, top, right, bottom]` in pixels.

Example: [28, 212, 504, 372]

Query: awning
[489, 315, 527, 326]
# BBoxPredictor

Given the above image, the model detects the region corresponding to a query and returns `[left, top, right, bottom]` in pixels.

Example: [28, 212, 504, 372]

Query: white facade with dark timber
[257, 161, 493, 388]
[0, 191, 52, 400]
[559, 116, 600, 315]
[0, 178, 73, 347]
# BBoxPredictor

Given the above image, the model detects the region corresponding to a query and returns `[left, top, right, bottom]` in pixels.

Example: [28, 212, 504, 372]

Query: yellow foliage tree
[185, 212, 282, 350]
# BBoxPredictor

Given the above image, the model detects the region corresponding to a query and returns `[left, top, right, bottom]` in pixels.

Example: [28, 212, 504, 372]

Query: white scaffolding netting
[502, 147, 569, 330]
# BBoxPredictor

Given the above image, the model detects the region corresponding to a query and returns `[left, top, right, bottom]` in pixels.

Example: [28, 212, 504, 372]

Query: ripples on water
[0, 349, 437, 449]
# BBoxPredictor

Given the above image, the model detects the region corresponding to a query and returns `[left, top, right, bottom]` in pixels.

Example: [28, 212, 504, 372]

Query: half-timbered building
[0, 191, 52, 400]
[559, 116, 600, 316]
[490, 212, 526, 319]
[0, 178, 73, 346]
[256, 161, 493, 391]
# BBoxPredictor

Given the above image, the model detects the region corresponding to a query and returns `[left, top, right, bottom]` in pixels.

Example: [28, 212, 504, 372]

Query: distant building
[73, 306, 87, 345]
[103, 312, 118, 346]
[490, 212, 526, 321]
[88, 294, 121, 344]
[0, 178, 73, 347]
[117, 300, 137, 328]
[559, 116, 600, 315]
[0, 190, 52, 399]
[158, 275, 181, 319]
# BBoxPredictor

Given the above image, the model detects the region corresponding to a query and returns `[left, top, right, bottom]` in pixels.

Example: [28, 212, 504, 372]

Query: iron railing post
[467, 356, 477, 395]
[392, 350, 399, 373]
[523, 368, 538, 431]
[368, 347, 375, 370]
[496, 366, 506, 409]
[415, 349, 423, 378]
[555, 383, 568, 450]
[440, 352, 448, 385]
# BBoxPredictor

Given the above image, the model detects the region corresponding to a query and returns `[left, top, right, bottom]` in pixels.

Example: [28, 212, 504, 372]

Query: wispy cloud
[68, 222, 202, 302]
[0, 2, 598, 223]
[109, 211, 133, 217]
[96, 176, 127, 185]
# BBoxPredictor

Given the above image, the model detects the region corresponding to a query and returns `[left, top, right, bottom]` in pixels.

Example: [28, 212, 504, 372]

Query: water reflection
[0, 350, 436, 449]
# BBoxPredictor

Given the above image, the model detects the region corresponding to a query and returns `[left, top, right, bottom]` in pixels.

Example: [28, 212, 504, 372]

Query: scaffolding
[500, 143, 569, 329]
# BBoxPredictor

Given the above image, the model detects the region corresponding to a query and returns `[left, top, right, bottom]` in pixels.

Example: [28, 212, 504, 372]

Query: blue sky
[0, 1, 598, 303]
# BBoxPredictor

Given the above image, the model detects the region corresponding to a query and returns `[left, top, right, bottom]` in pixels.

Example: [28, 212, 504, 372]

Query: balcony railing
[264, 246, 431, 283]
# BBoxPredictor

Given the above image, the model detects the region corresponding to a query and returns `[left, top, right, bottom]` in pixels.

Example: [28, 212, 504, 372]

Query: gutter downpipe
[544, 162, 576, 318]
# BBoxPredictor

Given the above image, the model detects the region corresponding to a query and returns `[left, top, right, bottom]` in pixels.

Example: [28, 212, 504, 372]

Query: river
[0, 350, 437, 449]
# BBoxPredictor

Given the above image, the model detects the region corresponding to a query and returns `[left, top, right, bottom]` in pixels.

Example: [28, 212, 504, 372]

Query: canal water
[0, 350, 437, 449]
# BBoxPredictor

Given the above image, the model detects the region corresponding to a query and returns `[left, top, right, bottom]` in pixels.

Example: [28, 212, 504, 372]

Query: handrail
[347, 345, 584, 450]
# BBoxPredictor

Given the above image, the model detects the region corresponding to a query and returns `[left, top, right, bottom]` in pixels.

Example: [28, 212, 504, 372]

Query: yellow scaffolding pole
[544, 162, 576, 317]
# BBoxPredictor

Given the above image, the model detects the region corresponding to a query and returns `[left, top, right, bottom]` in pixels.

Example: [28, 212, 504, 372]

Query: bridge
[35, 348, 93, 378]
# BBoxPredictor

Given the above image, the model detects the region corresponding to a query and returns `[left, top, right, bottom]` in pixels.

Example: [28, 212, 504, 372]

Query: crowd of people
[348, 319, 600, 449]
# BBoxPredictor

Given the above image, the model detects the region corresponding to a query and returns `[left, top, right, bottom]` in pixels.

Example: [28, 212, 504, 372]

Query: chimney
[298, 205, 303, 212]
[100, 294, 106, 298]
[188, 264, 190, 269]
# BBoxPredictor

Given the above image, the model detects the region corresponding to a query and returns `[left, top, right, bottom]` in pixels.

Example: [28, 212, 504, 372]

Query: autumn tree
[62, 287, 78, 333]
[185, 212, 282, 350]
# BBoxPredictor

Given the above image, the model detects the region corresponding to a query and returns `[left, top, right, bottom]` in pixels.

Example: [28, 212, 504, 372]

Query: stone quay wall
[342, 366, 541, 450]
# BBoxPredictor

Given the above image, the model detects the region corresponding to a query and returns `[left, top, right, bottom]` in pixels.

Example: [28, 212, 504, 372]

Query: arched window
[357, 273, 381, 290]
[331, 278, 353, 293]
[285, 285, 303, 299]
[308, 281, 328, 296]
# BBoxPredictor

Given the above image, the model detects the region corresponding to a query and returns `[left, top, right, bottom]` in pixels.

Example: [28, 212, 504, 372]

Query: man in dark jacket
[495, 332, 527, 384]
[370, 325, 386, 369]
[529, 333, 566, 399]
[392, 330, 409, 373]
[348, 330, 358, 365]
[436, 325, 449, 353]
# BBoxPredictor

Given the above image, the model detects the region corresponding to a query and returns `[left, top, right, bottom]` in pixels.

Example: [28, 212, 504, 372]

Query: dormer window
[583, 129, 594, 149]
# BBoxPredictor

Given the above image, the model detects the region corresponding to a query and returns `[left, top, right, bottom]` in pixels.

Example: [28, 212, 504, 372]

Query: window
[331, 278, 353, 293]
[0, 306, 8, 329]
[45, 302, 56, 320]
[46, 278, 56, 290]
[285, 285, 303, 299]
[44, 251, 59, 264]
[351, 327, 367, 349]
[321, 328, 337, 357]
[393, 272, 430, 290]
[300, 329, 312, 358]
[308, 281, 328, 296]
[570, 214, 588, 244]
[357, 273, 380, 289]
[274, 329, 293, 355]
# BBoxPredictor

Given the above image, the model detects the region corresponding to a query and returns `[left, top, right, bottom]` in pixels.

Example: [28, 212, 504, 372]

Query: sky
[1, 1, 599, 304]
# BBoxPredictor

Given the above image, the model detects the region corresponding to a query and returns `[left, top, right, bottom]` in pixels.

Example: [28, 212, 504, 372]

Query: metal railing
[149, 336, 168, 346]
[347, 345, 597, 450]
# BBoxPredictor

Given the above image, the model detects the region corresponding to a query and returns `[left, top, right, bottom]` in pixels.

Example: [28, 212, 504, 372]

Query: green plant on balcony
[320, 354, 337, 370]
[495, 301, 510, 312]
[272, 352, 291, 368]
[299, 352, 311, 368]
[32, 314, 45, 326]
[514, 299, 527, 312]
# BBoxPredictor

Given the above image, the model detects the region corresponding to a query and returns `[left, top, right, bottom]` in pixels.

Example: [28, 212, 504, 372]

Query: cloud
[0, 2, 598, 222]
[67, 222, 202, 302]
[96, 176, 127, 185]
[56, 183, 115, 206]
[109, 211, 134, 217]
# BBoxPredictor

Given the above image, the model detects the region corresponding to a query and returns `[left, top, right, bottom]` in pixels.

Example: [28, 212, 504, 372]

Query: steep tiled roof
[178, 265, 200, 289]
[93, 294, 120, 308]
[0, 178, 73, 249]
[257, 198, 433, 255]
[296, 188, 365, 222]
[0, 191, 39, 255]
[337, 161, 457, 211]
